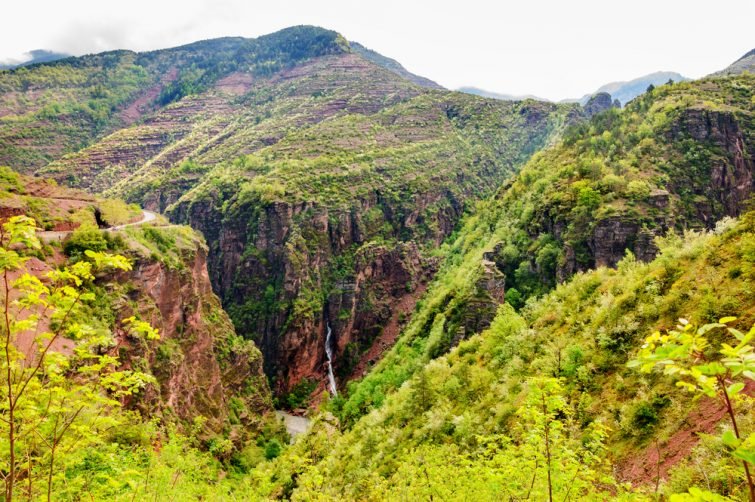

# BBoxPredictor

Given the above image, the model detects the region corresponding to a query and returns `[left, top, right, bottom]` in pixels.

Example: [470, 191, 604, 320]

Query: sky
[1, 0, 753, 101]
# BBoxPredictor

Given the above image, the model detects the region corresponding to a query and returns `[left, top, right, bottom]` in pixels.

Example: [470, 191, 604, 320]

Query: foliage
[629, 318, 755, 500]
[63, 226, 110, 257]
[97, 198, 140, 226]
[336, 75, 755, 426]
[283, 378, 317, 410]
[0, 216, 157, 500]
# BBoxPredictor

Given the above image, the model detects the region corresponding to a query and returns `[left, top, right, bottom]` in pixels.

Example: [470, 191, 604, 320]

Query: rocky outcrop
[588, 217, 659, 267]
[109, 238, 271, 436]
[462, 254, 506, 335]
[326, 242, 430, 378]
[584, 92, 619, 117]
[668, 108, 754, 222]
[171, 193, 446, 394]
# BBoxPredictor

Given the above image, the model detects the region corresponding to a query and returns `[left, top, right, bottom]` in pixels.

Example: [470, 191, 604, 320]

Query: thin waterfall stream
[325, 323, 337, 396]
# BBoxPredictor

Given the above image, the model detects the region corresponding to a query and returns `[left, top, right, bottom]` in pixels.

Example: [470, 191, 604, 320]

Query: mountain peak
[349, 41, 443, 89]
[712, 47, 755, 76]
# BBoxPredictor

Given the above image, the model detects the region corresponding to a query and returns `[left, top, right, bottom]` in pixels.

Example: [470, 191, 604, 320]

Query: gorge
[0, 20, 754, 501]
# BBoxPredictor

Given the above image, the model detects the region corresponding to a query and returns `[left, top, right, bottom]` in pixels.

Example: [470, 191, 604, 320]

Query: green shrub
[63, 227, 108, 257]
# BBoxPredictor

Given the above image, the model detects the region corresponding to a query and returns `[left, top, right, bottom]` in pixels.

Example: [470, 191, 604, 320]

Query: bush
[63, 227, 108, 258]
[284, 378, 317, 409]
[264, 438, 283, 460]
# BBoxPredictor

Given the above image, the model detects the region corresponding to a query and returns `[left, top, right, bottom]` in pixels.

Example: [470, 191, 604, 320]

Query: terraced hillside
[12, 26, 581, 393]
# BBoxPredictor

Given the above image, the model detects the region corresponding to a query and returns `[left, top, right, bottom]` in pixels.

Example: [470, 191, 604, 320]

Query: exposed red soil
[51, 221, 80, 231]
[617, 380, 755, 487]
[349, 283, 428, 382]
[23, 179, 96, 201]
[2, 179, 96, 222]
[215, 72, 255, 95]
[120, 67, 179, 125]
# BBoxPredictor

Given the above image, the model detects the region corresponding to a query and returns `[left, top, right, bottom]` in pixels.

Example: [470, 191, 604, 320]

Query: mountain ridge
[3, 25, 582, 394]
[458, 70, 690, 106]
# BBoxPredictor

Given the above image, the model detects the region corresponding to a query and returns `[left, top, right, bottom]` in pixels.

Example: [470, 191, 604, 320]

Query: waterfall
[325, 323, 338, 396]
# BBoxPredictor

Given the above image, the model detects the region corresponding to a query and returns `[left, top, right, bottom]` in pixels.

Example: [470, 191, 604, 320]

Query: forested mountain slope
[332, 73, 754, 454]
[268, 210, 755, 500]
[6, 26, 582, 393]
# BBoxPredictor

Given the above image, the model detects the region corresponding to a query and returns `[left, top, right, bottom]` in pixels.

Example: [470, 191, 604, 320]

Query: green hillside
[335, 74, 754, 426]
[269, 209, 755, 500]
[15, 26, 582, 393]
[1, 25, 754, 501]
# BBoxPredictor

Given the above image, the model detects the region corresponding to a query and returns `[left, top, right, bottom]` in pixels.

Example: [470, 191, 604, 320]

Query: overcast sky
[1, 0, 753, 101]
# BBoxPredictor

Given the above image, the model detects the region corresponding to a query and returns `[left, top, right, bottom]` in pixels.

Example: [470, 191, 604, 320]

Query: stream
[325, 323, 337, 396]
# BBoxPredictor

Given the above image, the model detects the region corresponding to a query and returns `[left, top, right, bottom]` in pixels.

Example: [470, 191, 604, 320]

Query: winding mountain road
[38, 210, 158, 243]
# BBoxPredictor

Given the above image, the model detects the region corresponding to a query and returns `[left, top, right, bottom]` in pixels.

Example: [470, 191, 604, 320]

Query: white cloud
[2, 0, 753, 100]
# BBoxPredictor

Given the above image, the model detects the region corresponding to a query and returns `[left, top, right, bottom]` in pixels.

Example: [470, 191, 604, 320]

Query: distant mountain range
[456, 86, 547, 102]
[580, 71, 689, 105]
[0, 49, 71, 69]
[459, 71, 690, 106]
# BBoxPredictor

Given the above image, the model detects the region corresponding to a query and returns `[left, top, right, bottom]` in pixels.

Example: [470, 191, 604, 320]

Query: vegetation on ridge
[334, 74, 754, 424]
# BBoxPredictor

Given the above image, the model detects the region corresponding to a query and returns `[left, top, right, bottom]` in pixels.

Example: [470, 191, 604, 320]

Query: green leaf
[722, 430, 740, 448]
[695, 362, 726, 376]
[732, 447, 755, 465]
[726, 382, 744, 396]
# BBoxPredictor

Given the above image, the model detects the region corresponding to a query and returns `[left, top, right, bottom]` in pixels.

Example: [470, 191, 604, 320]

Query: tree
[0, 216, 158, 500]
[629, 317, 755, 501]
[515, 377, 615, 501]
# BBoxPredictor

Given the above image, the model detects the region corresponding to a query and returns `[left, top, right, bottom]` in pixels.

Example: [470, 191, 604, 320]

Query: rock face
[326, 242, 431, 379]
[668, 108, 755, 222]
[110, 238, 271, 435]
[584, 92, 619, 117]
[171, 194, 445, 394]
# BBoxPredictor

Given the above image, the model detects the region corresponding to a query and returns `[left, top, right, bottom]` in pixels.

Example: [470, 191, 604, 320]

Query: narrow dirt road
[38, 210, 159, 243]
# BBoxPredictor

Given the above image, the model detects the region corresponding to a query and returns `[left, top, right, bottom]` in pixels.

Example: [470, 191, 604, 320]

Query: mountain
[0, 166, 278, 461]
[1, 25, 581, 395]
[0, 49, 71, 69]
[2, 24, 754, 500]
[457, 86, 547, 101]
[349, 41, 443, 89]
[712, 47, 755, 76]
[255, 71, 755, 500]
[580, 71, 690, 106]
[458, 72, 689, 107]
